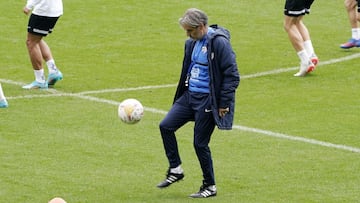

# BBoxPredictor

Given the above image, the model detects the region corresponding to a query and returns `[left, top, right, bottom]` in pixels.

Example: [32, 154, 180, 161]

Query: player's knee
[25, 39, 31, 47]
[25, 38, 37, 49]
[193, 139, 208, 150]
[344, 0, 355, 11]
[159, 121, 172, 134]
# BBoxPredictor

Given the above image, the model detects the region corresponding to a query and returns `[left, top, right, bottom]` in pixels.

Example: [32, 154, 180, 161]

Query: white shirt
[26, 0, 63, 17]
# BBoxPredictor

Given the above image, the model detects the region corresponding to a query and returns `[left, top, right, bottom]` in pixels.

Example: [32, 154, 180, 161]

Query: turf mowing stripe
[233, 125, 360, 153]
[241, 52, 360, 79]
[28, 52, 359, 95]
[4, 90, 360, 154]
[2, 53, 360, 96]
[1, 52, 360, 154]
[77, 84, 177, 95]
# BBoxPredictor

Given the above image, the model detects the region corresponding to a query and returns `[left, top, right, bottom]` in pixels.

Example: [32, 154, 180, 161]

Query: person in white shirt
[22, 0, 64, 89]
[283, 0, 319, 77]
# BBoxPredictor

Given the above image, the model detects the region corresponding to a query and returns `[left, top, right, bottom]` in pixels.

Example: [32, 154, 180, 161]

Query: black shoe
[189, 184, 217, 198]
[156, 169, 184, 188]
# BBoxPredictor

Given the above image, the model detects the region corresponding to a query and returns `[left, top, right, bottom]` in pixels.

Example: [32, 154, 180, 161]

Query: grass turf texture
[1, 0, 360, 202]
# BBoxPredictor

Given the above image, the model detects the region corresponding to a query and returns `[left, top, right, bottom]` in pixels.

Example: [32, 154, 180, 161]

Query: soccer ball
[118, 98, 144, 124]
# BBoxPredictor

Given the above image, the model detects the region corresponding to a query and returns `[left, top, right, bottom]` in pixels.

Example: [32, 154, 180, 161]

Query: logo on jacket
[201, 46, 207, 53]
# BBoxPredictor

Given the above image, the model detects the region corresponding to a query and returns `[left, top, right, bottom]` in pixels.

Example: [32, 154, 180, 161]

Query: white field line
[77, 84, 177, 95]
[8, 92, 359, 153]
[1, 53, 360, 154]
[5, 93, 172, 115]
[234, 126, 360, 153]
[241, 52, 360, 79]
[72, 52, 360, 94]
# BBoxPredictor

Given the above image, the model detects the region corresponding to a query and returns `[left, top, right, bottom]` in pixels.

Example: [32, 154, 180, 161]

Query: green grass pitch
[1, 0, 359, 202]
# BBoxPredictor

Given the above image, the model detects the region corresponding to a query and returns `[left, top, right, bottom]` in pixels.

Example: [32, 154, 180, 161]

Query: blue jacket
[174, 24, 240, 130]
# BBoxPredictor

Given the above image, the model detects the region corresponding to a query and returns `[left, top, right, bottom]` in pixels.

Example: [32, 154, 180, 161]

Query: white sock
[303, 40, 315, 57]
[351, 28, 360, 40]
[0, 83, 5, 100]
[46, 59, 58, 74]
[34, 69, 46, 83]
[297, 49, 310, 65]
[170, 165, 183, 174]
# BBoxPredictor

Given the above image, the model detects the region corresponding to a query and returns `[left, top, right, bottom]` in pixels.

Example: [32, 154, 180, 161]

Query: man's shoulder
[209, 24, 231, 40]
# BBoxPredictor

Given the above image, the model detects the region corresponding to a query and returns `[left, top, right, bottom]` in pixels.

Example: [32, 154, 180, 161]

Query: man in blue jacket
[156, 8, 240, 198]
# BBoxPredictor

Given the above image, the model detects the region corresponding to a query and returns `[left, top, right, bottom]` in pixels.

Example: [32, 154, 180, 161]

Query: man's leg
[341, 0, 360, 48]
[39, 39, 63, 86]
[39, 40, 53, 62]
[157, 93, 192, 188]
[284, 15, 304, 52]
[284, 15, 314, 76]
[189, 94, 217, 198]
[345, 0, 358, 28]
[296, 20, 318, 66]
[193, 113, 215, 186]
[23, 32, 48, 89]
[26, 32, 43, 71]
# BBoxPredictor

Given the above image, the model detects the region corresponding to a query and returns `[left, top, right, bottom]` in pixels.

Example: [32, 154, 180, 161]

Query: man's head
[179, 8, 208, 40]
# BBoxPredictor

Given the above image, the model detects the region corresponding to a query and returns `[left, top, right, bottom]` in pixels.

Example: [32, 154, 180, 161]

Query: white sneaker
[294, 61, 315, 77]
[22, 81, 48, 89]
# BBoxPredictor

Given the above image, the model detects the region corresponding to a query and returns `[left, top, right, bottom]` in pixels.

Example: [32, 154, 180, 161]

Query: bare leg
[341, 0, 360, 48]
[297, 19, 317, 64]
[284, 15, 304, 52]
[284, 15, 314, 76]
[345, 0, 358, 29]
[26, 32, 43, 70]
[296, 20, 310, 42]
[39, 40, 54, 62]
[23, 32, 48, 88]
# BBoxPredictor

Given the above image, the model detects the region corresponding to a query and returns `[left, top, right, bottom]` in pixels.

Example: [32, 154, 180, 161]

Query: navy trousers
[159, 91, 216, 185]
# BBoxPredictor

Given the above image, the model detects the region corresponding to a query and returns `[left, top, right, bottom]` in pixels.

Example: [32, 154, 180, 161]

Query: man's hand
[23, 7, 31, 15]
[218, 107, 229, 117]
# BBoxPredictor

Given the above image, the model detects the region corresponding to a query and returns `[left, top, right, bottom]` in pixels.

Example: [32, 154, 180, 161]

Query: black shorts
[284, 0, 315, 17]
[27, 14, 60, 36]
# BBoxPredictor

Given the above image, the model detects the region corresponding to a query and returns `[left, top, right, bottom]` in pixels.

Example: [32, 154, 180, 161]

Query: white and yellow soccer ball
[118, 98, 144, 124]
